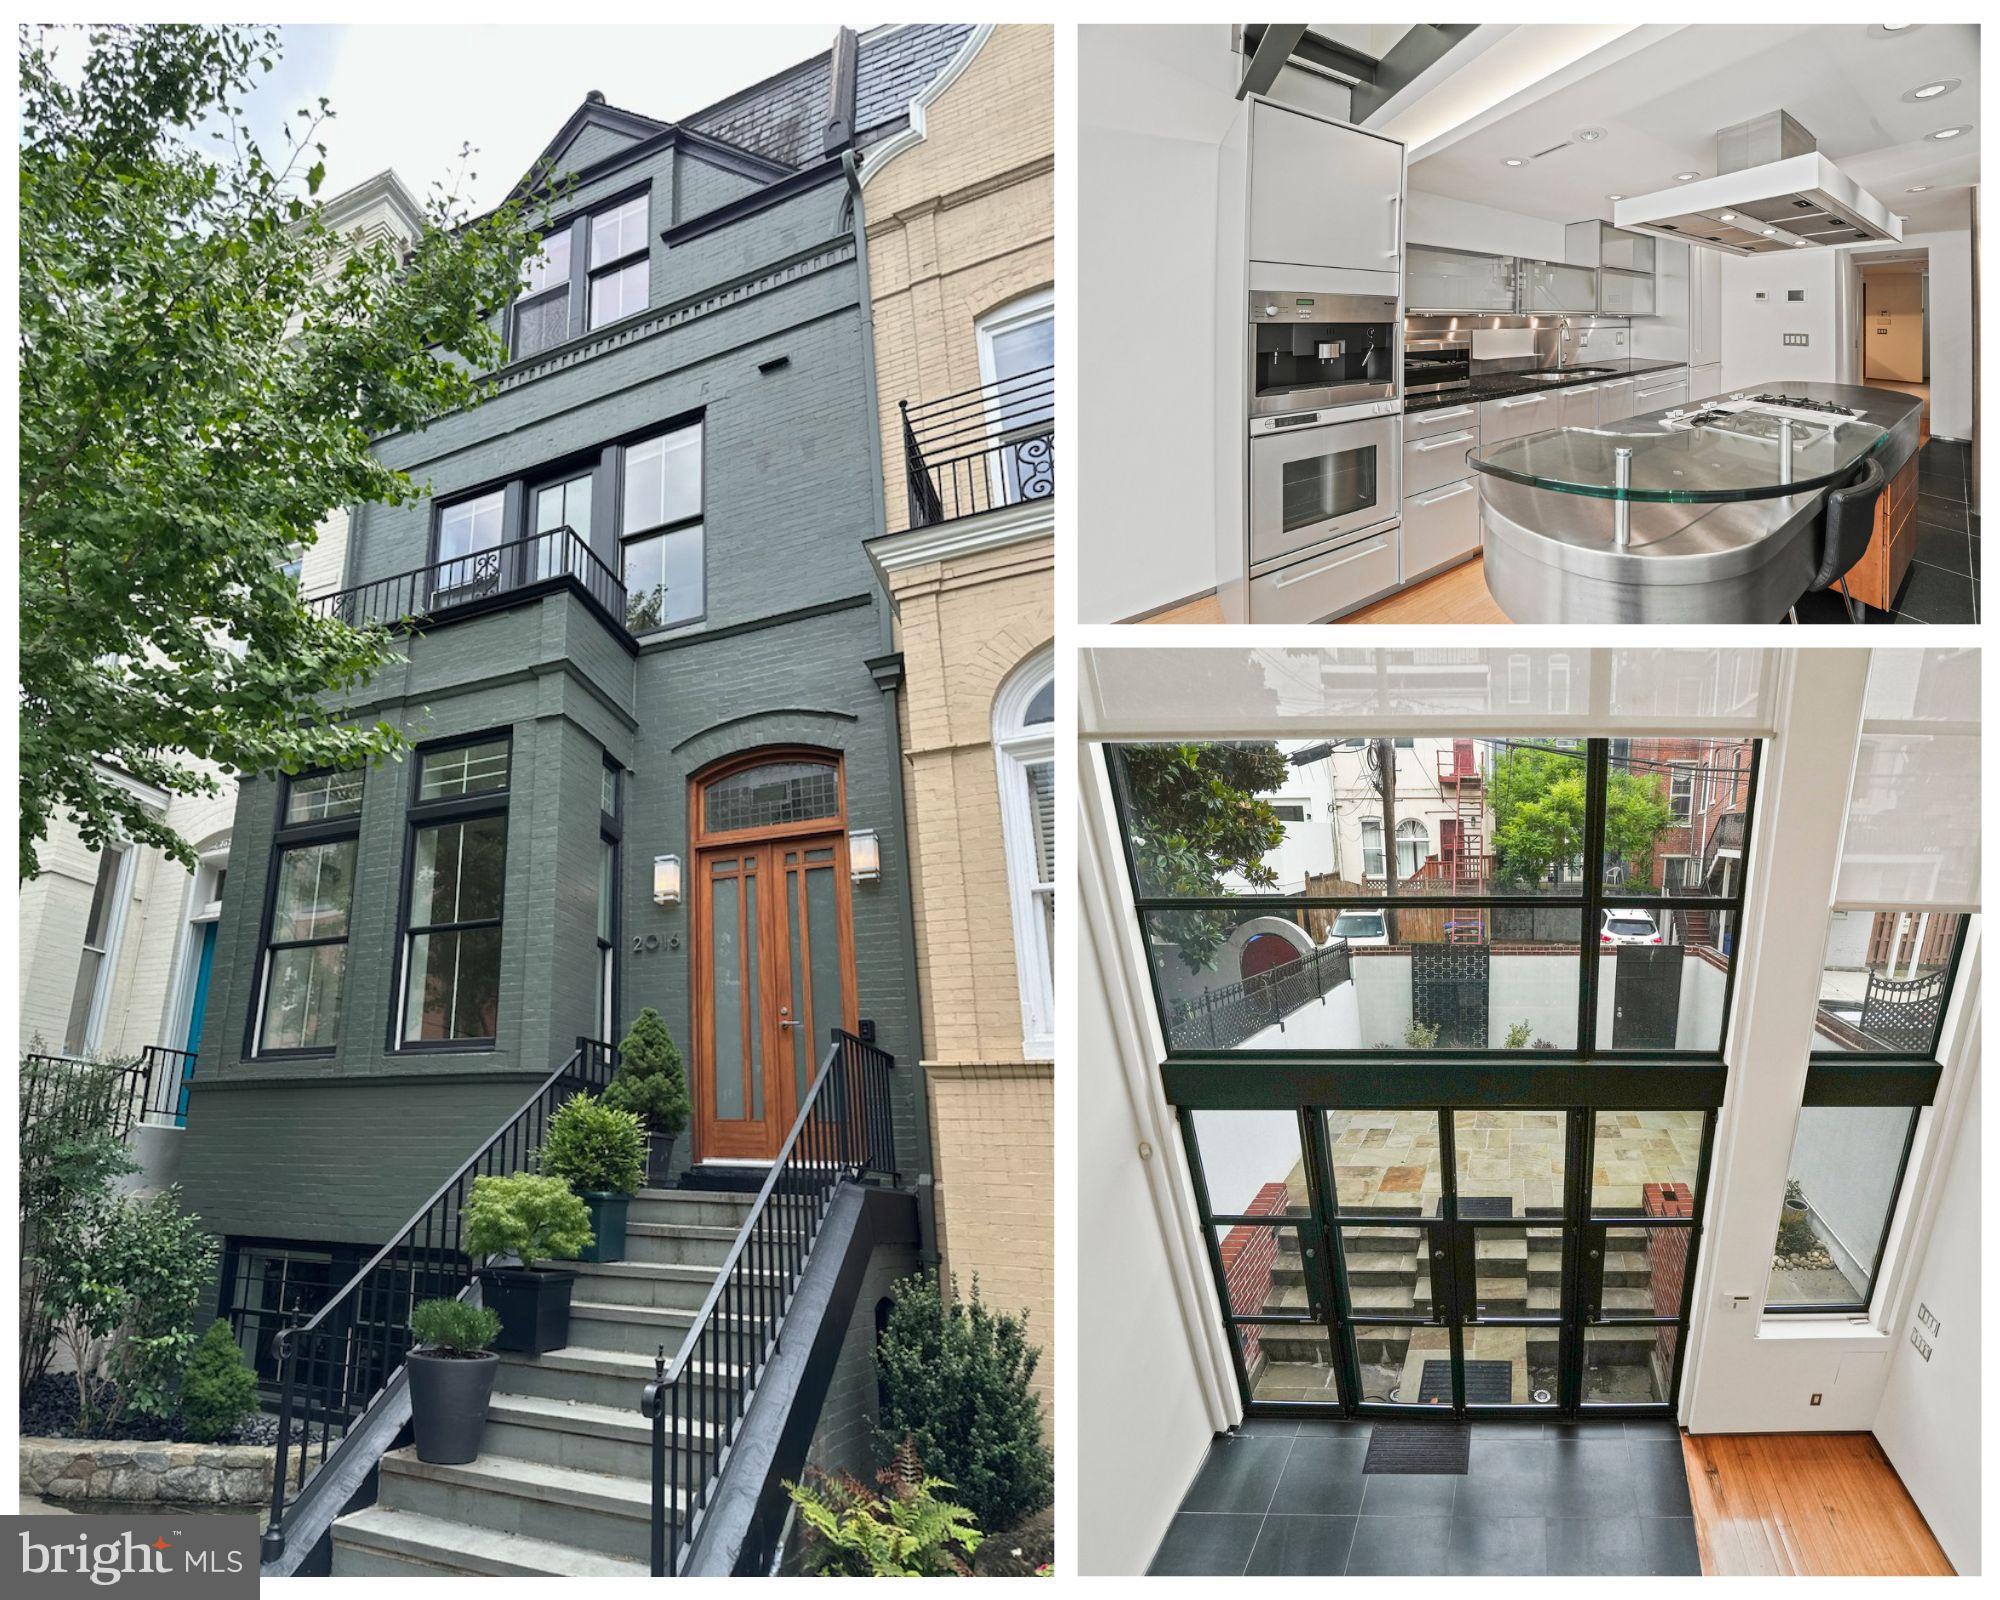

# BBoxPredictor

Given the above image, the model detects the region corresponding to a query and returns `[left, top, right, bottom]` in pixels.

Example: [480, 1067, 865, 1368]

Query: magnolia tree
[19, 23, 552, 877]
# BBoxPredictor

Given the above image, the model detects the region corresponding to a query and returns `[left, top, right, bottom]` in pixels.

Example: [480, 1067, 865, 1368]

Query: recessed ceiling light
[1791, 238, 1809, 247]
[1675, 171, 1701, 181]
[1718, 211, 1737, 222]
[1875, 23, 1915, 32]
[1907, 183, 1933, 192]
[1928, 125, 1971, 140]
[1573, 127, 1607, 143]
[1503, 157, 1527, 168]
[1905, 78, 1960, 102]
[1761, 227, 1778, 236]
[1606, 192, 1625, 201]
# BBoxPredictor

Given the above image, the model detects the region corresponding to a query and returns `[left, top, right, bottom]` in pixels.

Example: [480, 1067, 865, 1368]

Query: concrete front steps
[330, 1186, 755, 1577]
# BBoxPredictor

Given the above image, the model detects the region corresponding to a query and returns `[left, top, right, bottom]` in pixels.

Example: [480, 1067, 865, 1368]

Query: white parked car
[1600, 908, 1663, 947]
[1331, 909, 1390, 947]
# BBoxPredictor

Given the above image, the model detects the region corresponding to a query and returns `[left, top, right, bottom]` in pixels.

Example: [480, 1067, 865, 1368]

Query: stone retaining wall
[21, 1437, 295, 1506]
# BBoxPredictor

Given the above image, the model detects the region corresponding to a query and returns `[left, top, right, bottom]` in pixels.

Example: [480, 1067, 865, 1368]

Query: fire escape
[1439, 739, 1485, 944]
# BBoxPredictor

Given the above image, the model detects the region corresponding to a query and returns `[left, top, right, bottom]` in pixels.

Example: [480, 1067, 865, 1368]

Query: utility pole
[1375, 737, 1399, 944]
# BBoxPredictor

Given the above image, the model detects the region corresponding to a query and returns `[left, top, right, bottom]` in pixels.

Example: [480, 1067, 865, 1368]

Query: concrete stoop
[329, 1187, 752, 1577]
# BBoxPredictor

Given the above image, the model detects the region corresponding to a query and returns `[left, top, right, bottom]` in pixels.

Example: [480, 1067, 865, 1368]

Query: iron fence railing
[20, 1046, 198, 1142]
[641, 1029, 897, 1575]
[260, 1037, 619, 1565]
[1168, 940, 1352, 1052]
[899, 365, 1053, 528]
[305, 525, 630, 640]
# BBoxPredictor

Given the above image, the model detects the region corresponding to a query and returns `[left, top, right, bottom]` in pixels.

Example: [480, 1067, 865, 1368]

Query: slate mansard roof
[680, 23, 975, 169]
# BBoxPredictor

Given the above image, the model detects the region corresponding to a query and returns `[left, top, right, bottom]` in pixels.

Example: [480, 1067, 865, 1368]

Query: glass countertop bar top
[1469, 407, 1890, 503]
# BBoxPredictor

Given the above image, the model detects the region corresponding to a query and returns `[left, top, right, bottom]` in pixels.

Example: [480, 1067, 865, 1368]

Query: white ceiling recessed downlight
[1605, 193, 1624, 202]
[1675, 171, 1701, 181]
[1871, 23, 1917, 35]
[1573, 127, 1606, 144]
[1907, 184, 1932, 193]
[1904, 78, 1960, 102]
[1928, 125, 1971, 141]
[1503, 157, 1527, 167]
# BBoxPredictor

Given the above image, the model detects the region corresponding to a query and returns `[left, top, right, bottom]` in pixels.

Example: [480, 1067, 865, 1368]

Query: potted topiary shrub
[603, 1007, 692, 1187]
[463, 1173, 593, 1355]
[538, 1094, 645, 1263]
[406, 1298, 503, 1465]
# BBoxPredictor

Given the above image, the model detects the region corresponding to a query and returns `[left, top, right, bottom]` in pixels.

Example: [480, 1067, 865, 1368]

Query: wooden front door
[692, 756, 858, 1163]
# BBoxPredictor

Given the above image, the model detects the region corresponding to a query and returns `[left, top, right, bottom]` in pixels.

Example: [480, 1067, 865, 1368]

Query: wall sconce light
[653, 854, 682, 906]
[848, 828, 881, 885]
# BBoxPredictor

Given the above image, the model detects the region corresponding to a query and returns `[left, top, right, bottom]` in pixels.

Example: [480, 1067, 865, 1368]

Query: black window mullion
[1578, 740, 1610, 1058]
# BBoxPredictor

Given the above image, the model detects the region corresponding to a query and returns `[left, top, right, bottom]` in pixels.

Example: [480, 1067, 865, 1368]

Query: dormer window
[510, 189, 651, 360]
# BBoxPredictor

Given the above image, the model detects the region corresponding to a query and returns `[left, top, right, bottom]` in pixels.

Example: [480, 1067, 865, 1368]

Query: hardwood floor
[1869, 378, 1932, 444]
[1679, 1432, 1953, 1576]
[1131, 556, 1509, 626]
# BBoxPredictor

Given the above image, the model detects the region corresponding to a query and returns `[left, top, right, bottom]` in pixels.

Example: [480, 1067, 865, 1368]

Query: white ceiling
[1307, 24, 1414, 65]
[1408, 23, 1979, 237]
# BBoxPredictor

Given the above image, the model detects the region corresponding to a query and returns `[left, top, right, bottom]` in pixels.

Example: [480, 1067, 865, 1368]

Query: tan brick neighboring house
[18, 173, 425, 1097]
[860, 24, 1056, 1422]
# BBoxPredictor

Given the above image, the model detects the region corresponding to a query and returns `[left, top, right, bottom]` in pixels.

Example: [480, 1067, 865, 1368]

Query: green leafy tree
[19, 23, 552, 877]
[1116, 742, 1291, 970]
[463, 1173, 593, 1264]
[788, 1441, 983, 1578]
[603, 1008, 691, 1136]
[874, 1272, 1051, 1534]
[1489, 745, 1673, 888]
[179, 1320, 260, 1443]
[538, 1094, 646, 1195]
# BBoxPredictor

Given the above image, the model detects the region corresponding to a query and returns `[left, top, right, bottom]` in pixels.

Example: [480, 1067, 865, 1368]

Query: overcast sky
[212, 24, 844, 212]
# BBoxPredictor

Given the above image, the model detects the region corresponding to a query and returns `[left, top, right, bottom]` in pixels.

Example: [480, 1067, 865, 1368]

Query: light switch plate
[1783, 333, 1810, 347]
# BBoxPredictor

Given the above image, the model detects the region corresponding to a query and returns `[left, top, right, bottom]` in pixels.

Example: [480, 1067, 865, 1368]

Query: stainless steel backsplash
[1404, 312, 1633, 375]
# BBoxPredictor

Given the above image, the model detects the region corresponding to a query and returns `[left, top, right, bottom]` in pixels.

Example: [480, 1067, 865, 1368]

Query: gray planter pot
[579, 1191, 630, 1262]
[644, 1130, 680, 1189]
[406, 1349, 498, 1465]
[477, 1266, 577, 1356]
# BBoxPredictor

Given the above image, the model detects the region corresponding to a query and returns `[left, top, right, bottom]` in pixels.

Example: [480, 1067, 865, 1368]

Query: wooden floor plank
[1680, 1432, 1953, 1576]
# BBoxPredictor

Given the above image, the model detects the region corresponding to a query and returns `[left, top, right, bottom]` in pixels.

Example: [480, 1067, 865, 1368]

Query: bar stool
[1788, 455, 1887, 623]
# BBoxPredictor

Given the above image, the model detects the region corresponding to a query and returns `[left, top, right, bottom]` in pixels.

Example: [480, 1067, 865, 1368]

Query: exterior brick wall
[863, 23, 1055, 1438]
[1217, 1182, 1291, 1364]
[800, 1238, 921, 1485]
[1644, 1180, 1693, 1387]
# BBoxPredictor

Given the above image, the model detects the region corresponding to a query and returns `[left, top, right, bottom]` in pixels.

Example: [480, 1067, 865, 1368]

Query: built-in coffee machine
[1248, 290, 1399, 416]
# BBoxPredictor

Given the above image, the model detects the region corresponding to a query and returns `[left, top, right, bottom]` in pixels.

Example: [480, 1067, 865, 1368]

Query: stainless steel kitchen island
[1470, 382, 1924, 623]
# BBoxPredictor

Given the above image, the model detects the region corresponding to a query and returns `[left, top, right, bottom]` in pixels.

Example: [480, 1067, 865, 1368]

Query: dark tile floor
[1148, 1418, 1701, 1577]
[1795, 437, 1977, 624]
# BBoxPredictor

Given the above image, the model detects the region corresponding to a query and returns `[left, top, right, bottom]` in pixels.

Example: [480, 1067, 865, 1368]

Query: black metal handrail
[899, 364, 1054, 528]
[1169, 939, 1352, 1051]
[260, 1036, 619, 1564]
[641, 1029, 897, 1575]
[305, 525, 631, 640]
[21, 1047, 197, 1141]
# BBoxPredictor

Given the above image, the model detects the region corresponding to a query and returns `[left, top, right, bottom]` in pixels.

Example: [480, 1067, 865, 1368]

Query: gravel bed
[20, 1375, 311, 1446]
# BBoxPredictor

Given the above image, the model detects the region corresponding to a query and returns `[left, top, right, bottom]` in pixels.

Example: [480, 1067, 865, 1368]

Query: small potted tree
[405, 1298, 503, 1464]
[539, 1094, 645, 1263]
[464, 1173, 593, 1355]
[604, 1007, 692, 1187]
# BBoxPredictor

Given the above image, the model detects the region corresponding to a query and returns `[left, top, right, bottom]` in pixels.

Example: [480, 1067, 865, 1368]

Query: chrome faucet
[1555, 316, 1572, 371]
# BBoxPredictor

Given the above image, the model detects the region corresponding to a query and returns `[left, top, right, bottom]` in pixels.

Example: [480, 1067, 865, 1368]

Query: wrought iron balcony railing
[305, 525, 633, 644]
[899, 364, 1054, 529]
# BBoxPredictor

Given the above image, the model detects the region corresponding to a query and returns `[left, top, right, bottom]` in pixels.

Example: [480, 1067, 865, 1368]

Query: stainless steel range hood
[1614, 111, 1902, 255]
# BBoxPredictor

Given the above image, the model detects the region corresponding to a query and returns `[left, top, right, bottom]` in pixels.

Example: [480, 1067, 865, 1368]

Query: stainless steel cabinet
[1248, 527, 1400, 622]
[1630, 368, 1690, 413]
[1518, 258, 1598, 313]
[1559, 383, 1601, 429]
[1403, 425, 1478, 496]
[1248, 101, 1403, 274]
[1689, 248, 1723, 369]
[1689, 363, 1723, 404]
[1406, 244, 1514, 312]
[1595, 377, 1635, 422]
[1401, 479, 1479, 583]
[1598, 268, 1656, 317]
[1480, 390, 1559, 447]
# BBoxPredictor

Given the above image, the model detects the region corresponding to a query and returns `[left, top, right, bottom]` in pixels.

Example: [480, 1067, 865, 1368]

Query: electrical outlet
[1809, 1392, 1823, 1406]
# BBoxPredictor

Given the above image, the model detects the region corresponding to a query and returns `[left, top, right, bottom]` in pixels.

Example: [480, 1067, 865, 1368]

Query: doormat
[1415, 1358, 1515, 1405]
[1363, 1421, 1471, 1474]
[1456, 1197, 1516, 1220]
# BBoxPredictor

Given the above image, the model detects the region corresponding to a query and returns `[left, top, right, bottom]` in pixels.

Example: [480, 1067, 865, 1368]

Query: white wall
[1717, 248, 1843, 393]
[1841, 224, 1975, 440]
[1403, 189, 1567, 262]
[1872, 1070, 1980, 1575]
[1079, 850, 1228, 1574]
[1077, 25, 1242, 621]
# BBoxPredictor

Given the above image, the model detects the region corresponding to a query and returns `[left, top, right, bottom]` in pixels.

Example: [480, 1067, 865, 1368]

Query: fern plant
[787, 1440, 982, 1577]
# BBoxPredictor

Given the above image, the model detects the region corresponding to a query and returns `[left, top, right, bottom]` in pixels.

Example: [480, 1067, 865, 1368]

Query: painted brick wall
[799, 1237, 921, 1485]
[1217, 1182, 1292, 1366]
[1644, 1180, 1693, 1389]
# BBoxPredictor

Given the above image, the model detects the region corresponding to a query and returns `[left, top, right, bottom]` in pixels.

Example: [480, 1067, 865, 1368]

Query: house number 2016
[632, 933, 662, 954]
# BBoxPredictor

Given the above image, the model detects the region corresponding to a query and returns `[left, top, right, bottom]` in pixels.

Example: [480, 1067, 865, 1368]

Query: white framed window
[994, 646, 1055, 1059]
[1360, 816, 1385, 880]
[1669, 762, 1695, 822]
[975, 288, 1054, 509]
[65, 841, 137, 1054]
[1396, 818, 1430, 878]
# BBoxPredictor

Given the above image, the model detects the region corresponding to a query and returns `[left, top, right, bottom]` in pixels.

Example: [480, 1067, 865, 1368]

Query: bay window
[399, 738, 511, 1047]
[255, 771, 362, 1055]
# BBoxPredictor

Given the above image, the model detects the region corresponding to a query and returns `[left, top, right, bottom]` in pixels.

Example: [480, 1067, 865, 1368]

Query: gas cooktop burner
[1746, 392, 1859, 417]
[1682, 409, 1736, 429]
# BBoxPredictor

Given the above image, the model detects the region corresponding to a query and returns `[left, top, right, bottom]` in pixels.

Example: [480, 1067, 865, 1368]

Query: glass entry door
[1194, 1106, 1710, 1419]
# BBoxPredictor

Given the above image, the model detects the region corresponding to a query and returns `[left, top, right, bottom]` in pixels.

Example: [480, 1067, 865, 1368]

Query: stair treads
[1455, 1196, 1515, 1220]
[1413, 1359, 1514, 1405]
[1363, 1421, 1471, 1475]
